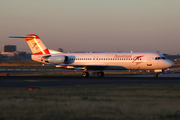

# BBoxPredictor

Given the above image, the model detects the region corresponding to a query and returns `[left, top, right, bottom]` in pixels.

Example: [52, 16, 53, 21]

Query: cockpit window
[155, 57, 166, 60]
[161, 57, 166, 59]
[155, 57, 161, 60]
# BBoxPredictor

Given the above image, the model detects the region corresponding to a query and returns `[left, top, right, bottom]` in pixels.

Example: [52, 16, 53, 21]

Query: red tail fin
[25, 34, 50, 55]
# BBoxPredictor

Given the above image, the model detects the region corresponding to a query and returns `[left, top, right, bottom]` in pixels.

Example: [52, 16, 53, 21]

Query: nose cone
[166, 60, 174, 68]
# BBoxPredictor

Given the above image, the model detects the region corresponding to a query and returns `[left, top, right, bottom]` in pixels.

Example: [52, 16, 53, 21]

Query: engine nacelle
[44, 55, 68, 64]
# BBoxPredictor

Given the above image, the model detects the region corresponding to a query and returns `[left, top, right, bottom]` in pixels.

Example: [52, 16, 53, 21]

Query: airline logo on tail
[32, 42, 40, 48]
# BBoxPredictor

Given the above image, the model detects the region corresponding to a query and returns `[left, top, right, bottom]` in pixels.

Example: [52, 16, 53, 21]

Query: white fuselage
[32, 52, 174, 70]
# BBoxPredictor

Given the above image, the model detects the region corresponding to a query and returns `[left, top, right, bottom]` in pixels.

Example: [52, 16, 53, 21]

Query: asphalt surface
[0, 74, 180, 88]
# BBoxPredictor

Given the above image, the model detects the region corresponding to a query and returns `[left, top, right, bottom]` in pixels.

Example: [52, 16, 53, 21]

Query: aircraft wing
[59, 63, 106, 67]
[56, 63, 127, 70]
[55, 63, 106, 70]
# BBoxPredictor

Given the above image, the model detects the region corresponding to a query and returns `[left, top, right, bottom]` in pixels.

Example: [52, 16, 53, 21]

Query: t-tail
[9, 34, 50, 55]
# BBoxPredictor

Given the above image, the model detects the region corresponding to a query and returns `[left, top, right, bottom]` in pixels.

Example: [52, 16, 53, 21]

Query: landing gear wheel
[154, 74, 158, 78]
[97, 72, 104, 77]
[82, 72, 89, 77]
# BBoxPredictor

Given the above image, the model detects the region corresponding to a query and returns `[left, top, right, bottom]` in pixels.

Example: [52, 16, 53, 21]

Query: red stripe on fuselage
[33, 48, 50, 55]
[135, 55, 144, 59]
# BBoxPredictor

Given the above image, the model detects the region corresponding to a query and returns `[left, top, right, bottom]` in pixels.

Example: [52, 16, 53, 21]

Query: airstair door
[147, 57, 152, 67]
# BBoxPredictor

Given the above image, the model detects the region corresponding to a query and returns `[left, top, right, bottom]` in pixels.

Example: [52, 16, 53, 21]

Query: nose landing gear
[154, 73, 158, 78]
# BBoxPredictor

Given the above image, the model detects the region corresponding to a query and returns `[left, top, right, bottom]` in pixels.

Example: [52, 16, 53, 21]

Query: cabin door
[147, 57, 152, 67]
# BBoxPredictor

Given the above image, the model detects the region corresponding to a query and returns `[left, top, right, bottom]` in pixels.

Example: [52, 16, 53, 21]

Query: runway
[0, 74, 180, 88]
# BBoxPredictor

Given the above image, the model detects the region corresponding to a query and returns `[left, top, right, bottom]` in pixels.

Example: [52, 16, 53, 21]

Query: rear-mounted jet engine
[44, 56, 68, 64]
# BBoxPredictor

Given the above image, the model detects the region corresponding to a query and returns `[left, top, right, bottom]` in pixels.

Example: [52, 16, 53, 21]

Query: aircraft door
[147, 57, 152, 67]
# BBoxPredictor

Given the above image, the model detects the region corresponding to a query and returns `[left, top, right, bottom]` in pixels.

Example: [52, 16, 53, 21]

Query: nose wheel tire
[82, 72, 89, 77]
[154, 74, 158, 78]
[97, 72, 104, 77]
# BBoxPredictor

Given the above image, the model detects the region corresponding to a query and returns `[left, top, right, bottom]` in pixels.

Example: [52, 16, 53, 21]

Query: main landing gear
[82, 71, 104, 77]
[82, 72, 89, 77]
[97, 72, 104, 77]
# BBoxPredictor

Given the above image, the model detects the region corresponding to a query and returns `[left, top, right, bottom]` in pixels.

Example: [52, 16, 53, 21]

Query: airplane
[9, 34, 174, 77]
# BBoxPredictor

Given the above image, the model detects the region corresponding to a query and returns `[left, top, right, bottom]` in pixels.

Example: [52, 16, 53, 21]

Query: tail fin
[25, 34, 50, 55]
[9, 34, 50, 55]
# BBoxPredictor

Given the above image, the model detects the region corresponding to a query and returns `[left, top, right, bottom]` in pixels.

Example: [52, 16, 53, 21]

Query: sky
[0, 0, 180, 54]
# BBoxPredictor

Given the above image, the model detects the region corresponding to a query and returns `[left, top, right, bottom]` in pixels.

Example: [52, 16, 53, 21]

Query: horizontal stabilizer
[9, 36, 34, 39]
[9, 34, 50, 55]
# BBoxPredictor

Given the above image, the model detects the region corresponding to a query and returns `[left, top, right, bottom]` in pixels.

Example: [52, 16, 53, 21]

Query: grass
[0, 84, 180, 120]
